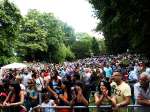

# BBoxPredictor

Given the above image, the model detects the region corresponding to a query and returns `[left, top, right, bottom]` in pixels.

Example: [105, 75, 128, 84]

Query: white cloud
[10, 0, 103, 38]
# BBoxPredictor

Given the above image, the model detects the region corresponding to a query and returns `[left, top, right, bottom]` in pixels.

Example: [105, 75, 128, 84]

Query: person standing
[111, 70, 131, 112]
[104, 64, 113, 81]
[70, 81, 89, 112]
[2, 81, 27, 112]
[95, 80, 116, 112]
[134, 72, 150, 112]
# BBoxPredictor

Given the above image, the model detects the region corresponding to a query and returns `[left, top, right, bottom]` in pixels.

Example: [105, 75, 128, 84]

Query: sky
[10, 0, 103, 38]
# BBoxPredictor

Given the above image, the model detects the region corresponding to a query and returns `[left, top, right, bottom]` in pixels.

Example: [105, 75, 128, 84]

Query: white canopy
[1, 62, 27, 69]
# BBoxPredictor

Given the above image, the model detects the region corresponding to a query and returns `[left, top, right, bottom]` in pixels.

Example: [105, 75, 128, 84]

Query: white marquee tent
[0, 62, 27, 79]
[1, 62, 27, 69]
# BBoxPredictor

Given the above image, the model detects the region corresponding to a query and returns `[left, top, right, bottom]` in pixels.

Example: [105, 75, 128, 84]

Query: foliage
[98, 38, 106, 54]
[91, 37, 100, 56]
[0, 0, 106, 64]
[19, 17, 48, 61]
[61, 22, 76, 46]
[65, 46, 75, 61]
[20, 9, 76, 63]
[71, 33, 92, 59]
[0, 0, 22, 64]
[53, 43, 75, 63]
[0, 56, 21, 64]
[88, 0, 149, 57]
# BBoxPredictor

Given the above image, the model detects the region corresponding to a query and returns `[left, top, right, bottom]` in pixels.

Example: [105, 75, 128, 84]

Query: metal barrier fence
[0, 105, 147, 112]
[27, 93, 148, 112]
[30, 105, 147, 112]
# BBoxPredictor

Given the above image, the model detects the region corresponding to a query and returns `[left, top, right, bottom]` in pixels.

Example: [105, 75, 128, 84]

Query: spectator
[95, 80, 116, 112]
[26, 80, 38, 111]
[41, 92, 56, 112]
[111, 70, 131, 112]
[21, 69, 32, 88]
[70, 81, 89, 112]
[43, 69, 51, 87]
[82, 68, 92, 100]
[0, 81, 7, 111]
[32, 72, 44, 92]
[57, 80, 72, 112]
[3, 81, 27, 112]
[104, 64, 113, 81]
[146, 67, 150, 74]
[47, 70, 63, 99]
[134, 72, 150, 112]
[128, 66, 138, 104]
[128, 67, 138, 82]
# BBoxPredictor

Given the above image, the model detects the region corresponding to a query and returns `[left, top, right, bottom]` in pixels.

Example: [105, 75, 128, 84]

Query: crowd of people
[0, 54, 150, 112]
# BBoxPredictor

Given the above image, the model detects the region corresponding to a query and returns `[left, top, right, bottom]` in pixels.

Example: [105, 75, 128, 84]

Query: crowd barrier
[0, 104, 146, 112]
[31, 105, 145, 112]
[31, 93, 146, 112]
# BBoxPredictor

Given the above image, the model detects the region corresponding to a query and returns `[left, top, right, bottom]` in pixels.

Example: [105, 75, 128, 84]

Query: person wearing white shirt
[41, 93, 56, 112]
[134, 72, 150, 112]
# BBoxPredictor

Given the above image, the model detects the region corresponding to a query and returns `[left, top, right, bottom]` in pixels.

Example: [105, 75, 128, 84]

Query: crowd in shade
[0, 53, 150, 112]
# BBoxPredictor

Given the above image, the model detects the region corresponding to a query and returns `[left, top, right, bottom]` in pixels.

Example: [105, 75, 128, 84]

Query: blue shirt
[104, 67, 113, 78]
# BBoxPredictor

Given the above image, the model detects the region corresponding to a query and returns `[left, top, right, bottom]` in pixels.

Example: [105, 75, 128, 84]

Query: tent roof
[1, 62, 27, 69]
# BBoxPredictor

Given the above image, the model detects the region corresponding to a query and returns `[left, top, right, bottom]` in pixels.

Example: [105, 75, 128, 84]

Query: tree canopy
[0, 0, 103, 64]
[0, 0, 22, 63]
[88, 0, 150, 57]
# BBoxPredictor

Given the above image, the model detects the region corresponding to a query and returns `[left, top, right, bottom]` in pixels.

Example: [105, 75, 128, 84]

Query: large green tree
[61, 22, 76, 46]
[91, 37, 100, 56]
[21, 9, 75, 62]
[0, 0, 22, 64]
[72, 33, 92, 59]
[98, 38, 106, 54]
[88, 0, 149, 56]
[19, 17, 48, 61]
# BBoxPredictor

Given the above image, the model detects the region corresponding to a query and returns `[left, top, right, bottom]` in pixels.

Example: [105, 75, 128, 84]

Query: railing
[31, 93, 147, 112]
[0, 104, 146, 112]
[30, 105, 146, 112]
